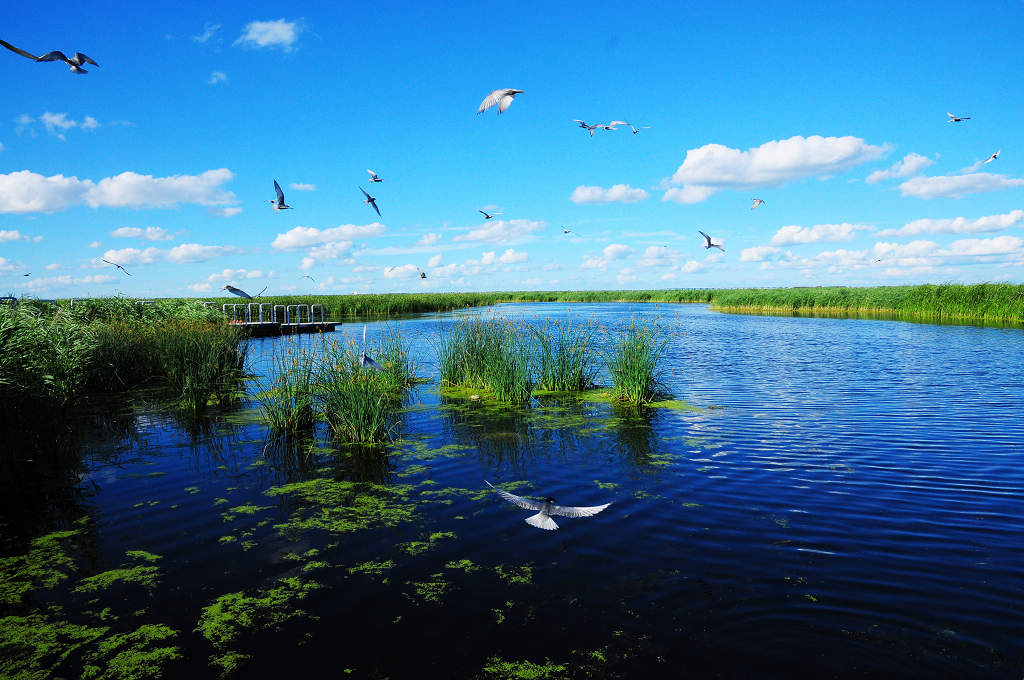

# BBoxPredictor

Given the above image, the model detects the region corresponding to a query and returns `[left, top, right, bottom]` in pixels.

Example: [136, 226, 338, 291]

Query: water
[4, 303, 1024, 679]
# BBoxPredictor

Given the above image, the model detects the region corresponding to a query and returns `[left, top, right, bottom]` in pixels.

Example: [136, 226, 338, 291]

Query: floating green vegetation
[404, 574, 452, 605]
[74, 564, 161, 594]
[81, 623, 181, 680]
[265, 478, 417, 535]
[494, 564, 534, 585]
[478, 656, 568, 680]
[397, 531, 457, 556]
[282, 549, 320, 562]
[533, 319, 599, 392]
[444, 559, 480, 573]
[183, 486, 200, 494]
[0, 528, 81, 606]
[594, 480, 620, 491]
[0, 610, 107, 679]
[347, 559, 394, 577]
[221, 504, 271, 522]
[195, 577, 322, 677]
[608, 320, 668, 405]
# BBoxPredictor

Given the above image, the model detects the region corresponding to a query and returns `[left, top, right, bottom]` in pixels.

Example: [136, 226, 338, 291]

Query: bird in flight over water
[367, 169, 383, 182]
[102, 259, 131, 275]
[270, 180, 292, 210]
[479, 210, 502, 220]
[947, 112, 971, 122]
[699, 230, 725, 251]
[222, 285, 253, 299]
[478, 88, 523, 114]
[751, 198, 765, 210]
[984, 149, 1001, 164]
[484, 481, 611, 531]
[360, 187, 381, 217]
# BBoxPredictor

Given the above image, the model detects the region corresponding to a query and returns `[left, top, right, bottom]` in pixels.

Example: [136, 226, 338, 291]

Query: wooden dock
[230, 321, 336, 338]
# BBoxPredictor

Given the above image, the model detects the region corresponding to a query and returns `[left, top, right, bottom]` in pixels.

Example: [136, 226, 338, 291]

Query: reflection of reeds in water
[438, 318, 533, 402]
[608, 320, 667, 405]
[534, 319, 599, 392]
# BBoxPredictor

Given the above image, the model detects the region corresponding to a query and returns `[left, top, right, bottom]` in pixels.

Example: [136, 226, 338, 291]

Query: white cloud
[740, 245, 782, 262]
[272, 222, 384, 250]
[194, 23, 221, 43]
[212, 207, 242, 217]
[45, 263, 66, 270]
[0, 257, 19, 272]
[383, 264, 420, 279]
[26, 112, 103, 140]
[580, 243, 633, 270]
[453, 219, 545, 244]
[947, 235, 1023, 256]
[206, 268, 264, 282]
[770, 222, 872, 245]
[88, 241, 101, 248]
[167, 243, 241, 263]
[81, 116, 99, 132]
[663, 135, 889, 204]
[110, 226, 174, 241]
[96, 243, 239, 267]
[189, 283, 213, 292]
[570, 184, 649, 204]
[877, 210, 1024, 237]
[0, 169, 238, 214]
[678, 260, 705, 274]
[234, 19, 302, 51]
[899, 173, 1024, 199]
[417, 232, 441, 246]
[307, 241, 353, 261]
[289, 182, 315, 191]
[207, 71, 228, 85]
[0, 229, 41, 242]
[865, 153, 934, 183]
[499, 248, 528, 263]
[427, 253, 442, 267]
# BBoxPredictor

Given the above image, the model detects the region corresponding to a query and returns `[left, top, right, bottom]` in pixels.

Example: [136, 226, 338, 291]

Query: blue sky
[2, 1, 1023, 298]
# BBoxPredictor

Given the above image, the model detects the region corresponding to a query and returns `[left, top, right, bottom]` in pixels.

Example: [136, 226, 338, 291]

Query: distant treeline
[174, 283, 1024, 325]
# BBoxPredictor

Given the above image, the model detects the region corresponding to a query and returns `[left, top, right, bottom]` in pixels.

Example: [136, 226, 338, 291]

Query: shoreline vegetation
[49, 282, 1019, 326]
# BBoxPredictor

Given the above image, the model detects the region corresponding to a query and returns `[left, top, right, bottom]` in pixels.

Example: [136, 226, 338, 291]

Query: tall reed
[153, 321, 248, 411]
[607, 320, 667, 405]
[438, 318, 533, 402]
[318, 339, 396, 443]
[533, 319, 599, 392]
[253, 340, 319, 434]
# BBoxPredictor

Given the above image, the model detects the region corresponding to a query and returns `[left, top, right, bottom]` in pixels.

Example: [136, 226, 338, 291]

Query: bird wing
[478, 89, 503, 113]
[36, 50, 70, 63]
[947, 112, 955, 119]
[608, 120, 629, 126]
[0, 39, 39, 60]
[360, 351, 383, 371]
[367, 169, 377, 178]
[228, 286, 252, 299]
[485, 481, 546, 511]
[549, 501, 612, 518]
[479, 210, 488, 217]
[360, 186, 371, 199]
[273, 180, 285, 203]
[497, 92, 516, 114]
[256, 286, 268, 297]
[714, 244, 725, 251]
[699, 230, 711, 245]
[370, 199, 381, 217]
[75, 52, 98, 67]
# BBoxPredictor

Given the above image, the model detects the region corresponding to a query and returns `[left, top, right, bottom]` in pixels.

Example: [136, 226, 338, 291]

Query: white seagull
[360, 325, 382, 371]
[947, 112, 971, 123]
[629, 124, 651, 134]
[270, 180, 292, 210]
[984, 149, 1001, 164]
[36, 49, 98, 73]
[699, 230, 725, 251]
[478, 88, 523, 114]
[601, 120, 630, 131]
[222, 284, 253, 299]
[479, 210, 503, 220]
[573, 119, 602, 137]
[751, 198, 765, 210]
[484, 481, 611, 531]
[367, 169, 383, 182]
[360, 187, 381, 217]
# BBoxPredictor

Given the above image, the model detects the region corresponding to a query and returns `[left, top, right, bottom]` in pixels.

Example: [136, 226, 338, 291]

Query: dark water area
[3, 302, 1024, 679]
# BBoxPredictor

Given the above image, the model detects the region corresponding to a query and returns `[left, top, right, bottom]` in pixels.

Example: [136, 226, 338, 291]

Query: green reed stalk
[608, 320, 667, 405]
[533, 319, 599, 392]
[253, 340, 319, 433]
[437, 318, 533, 402]
[153, 321, 248, 412]
[319, 339, 395, 443]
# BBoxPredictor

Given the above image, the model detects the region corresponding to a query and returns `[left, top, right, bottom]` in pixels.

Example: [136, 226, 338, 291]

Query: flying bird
[479, 210, 503, 220]
[417, 267, 427, 279]
[573, 120, 602, 137]
[23, 272, 30, 277]
[303, 274, 316, 283]
[270, 180, 292, 210]
[947, 112, 971, 123]
[751, 198, 765, 210]
[360, 325, 382, 371]
[601, 120, 630, 131]
[222, 285, 253, 299]
[484, 480, 611, 531]
[102, 259, 131, 276]
[562, 227, 576, 235]
[699, 230, 725, 252]
[478, 88, 523, 114]
[367, 169, 383, 182]
[360, 187, 381, 217]
[35, 50, 98, 74]
[629, 124, 651, 134]
[255, 286, 268, 298]
[984, 149, 1001, 164]
[1, 39, 39, 61]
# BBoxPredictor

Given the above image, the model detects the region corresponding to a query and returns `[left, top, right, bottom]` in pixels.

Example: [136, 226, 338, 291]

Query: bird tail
[525, 513, 558, 531]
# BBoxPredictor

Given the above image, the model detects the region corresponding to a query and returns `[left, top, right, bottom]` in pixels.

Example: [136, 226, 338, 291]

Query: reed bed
[607, 320, 667, 405]
[438, 318, 533, 403]
[533, 319, 599, 392]
[253, 340, 319, 433]
[319, 341, 397, 443]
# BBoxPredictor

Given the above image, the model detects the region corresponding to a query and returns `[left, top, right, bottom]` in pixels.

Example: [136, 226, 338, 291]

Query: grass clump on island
[608, 320, 668, 405]
[438, 317, 534, 402]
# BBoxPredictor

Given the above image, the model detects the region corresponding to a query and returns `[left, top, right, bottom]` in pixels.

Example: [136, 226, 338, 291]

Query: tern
[562, 227, 576, 235]
[478, 88, 522, 114]
[417, 267, 427, 279]
[484, 480, 611, 531]
[360, 325, 382, 371]
[947, 112, 971, 123]
[270, 180, 292, 210]
[102, 259, 131, 276]
[359, 187, 381, 217]
[573, 119, 602, 137]
[479, 210, 503, 220]
[222, 285, 253, 299]
[699, 230, 725, 252]
[629, 124, 651, 134]
[600, 120, 630, 131]
[36, 50, 99, 74]
[303, 274, 316, 283]
[0, 39, 39, 61]
[367, 169, 383, 182]
[984, 149, 1001, 164]
[751, 198, 765, 210]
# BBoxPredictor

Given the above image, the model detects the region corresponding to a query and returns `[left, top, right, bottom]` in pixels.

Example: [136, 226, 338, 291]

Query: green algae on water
[494, 563, 534, 585]
[81, 623, 182, 680]
[347, 559, 394, 577]
[478, 656, 568, 680]
[0, 529, 82, 606]
[404, 573, 452, 605]
[265, 478, 417, 535]
[0, 609, 107, 679]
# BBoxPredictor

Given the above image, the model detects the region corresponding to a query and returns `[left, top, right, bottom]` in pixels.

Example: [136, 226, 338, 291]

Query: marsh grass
[253, 341, 319, 434]
[533, 319, 599, 392]
[608, 320, 667, 405]
[319, 340, 396, 443]
[438, 318, 533, 402]
[153, 321, 248, 412]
